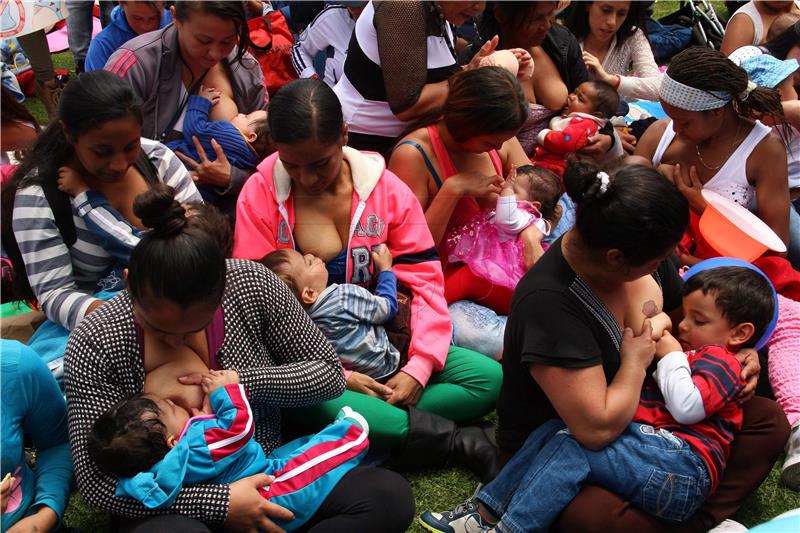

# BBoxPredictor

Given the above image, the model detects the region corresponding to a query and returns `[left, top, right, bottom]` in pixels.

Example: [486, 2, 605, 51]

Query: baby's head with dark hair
[248, 114, 275, 160]
[566, 81, 620, 119]
[259, 249, 302, 300]
[515, 165, 562, 221]
[682, 266, 775, 349]
[87, 395, 171, 478]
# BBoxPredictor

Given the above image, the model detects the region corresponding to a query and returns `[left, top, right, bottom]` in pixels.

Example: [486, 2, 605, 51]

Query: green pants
[285, 346, 502, 448]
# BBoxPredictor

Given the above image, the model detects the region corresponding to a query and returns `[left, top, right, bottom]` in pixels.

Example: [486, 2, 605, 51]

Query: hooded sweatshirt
[85, 5, 172, 72]
[233, 147, 451, 387]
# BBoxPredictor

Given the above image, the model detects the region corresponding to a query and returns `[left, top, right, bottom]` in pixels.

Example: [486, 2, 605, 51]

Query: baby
[88, 369, 369, 531]
[260, 244, 401, 383]
[167, 85, 274, 202]
[422, 265, 776, 532]
[445, 164, 562, 293]
[533, 80, 620, 176]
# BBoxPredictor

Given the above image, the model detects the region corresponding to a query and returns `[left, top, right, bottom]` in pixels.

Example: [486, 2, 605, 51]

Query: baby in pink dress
[445, 165, 562, 290]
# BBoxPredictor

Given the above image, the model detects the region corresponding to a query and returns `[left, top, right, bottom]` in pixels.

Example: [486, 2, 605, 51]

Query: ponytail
[564, 160, 689, 266]
[128, 184, 226, 308]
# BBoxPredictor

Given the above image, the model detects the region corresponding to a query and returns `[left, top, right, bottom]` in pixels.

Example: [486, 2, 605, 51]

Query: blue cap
[741, 54, 799, 89]
[682, 257, 778, 351]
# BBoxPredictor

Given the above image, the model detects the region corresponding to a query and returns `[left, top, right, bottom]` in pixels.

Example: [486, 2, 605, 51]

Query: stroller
[658, 0, 727, 51]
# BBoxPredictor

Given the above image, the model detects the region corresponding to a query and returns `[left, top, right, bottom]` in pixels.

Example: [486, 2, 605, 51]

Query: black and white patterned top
[64, 259, 345, 523]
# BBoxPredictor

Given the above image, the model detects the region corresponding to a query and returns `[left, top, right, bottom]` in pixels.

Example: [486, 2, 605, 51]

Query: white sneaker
[781, 423, 800, 490]
[707, 518, 748, 532]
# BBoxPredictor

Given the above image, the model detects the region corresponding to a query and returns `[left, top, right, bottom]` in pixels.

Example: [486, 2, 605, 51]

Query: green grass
[27, 5, 800, 530]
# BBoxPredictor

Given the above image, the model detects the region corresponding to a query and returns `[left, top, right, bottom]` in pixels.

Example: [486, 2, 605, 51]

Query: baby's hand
[57, 166, 89, 196]
[201, 369, 240, 394]
[199, 85, 222, 106]
[501, 165, 517, 196]
[647, 310, 672, 341]
[371, 244, 393, 272]
[655, 330, 683, 360]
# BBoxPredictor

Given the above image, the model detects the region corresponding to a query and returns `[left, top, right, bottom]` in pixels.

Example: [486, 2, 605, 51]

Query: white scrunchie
[740, 80, 758, 101]
[597, 171, 610, 196]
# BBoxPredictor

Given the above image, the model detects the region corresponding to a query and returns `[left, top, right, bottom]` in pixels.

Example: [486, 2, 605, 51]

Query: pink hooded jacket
[233, 147, 451, 387]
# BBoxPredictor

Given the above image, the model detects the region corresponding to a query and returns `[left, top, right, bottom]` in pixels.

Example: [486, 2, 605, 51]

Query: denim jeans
[479, 419, 711, 533]
[449, 300, 507, 360]
[66, 0, 113, 63]
[789, 200, 800, 269]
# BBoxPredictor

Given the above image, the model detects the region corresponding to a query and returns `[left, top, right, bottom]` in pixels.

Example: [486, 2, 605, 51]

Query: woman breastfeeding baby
[64, 186, 415, 533]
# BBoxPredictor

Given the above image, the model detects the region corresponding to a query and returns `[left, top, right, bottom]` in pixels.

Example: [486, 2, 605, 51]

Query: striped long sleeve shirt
[12, 139, 202, 330]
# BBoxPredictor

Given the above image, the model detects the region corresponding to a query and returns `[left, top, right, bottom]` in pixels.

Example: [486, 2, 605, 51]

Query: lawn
[20, 1, 800, 531]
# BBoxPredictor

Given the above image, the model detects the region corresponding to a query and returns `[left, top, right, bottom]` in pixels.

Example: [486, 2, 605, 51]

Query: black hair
[515, 165, 562, 221]
[87, 395, 171, 477]
[763, 19, 800, 59]
[259, 249, 302, 301]
[442, 66, 528, 143]
[268, 78, 344, 145]
[184, 202, 234, 258]
[562, 1, 649, 47]
[476, 1, 557, 49]
[666, 47, 785, 124]
[563, 160, 689, 265]
[0, 85, 41, 159]
[173, 1, 252, 65]
[127, 183, 227, 309]
[247, 114, 276, 160]
[584, 80, 620, 118]
[1, 71, 143, 304]
[683, 266, 775, 349]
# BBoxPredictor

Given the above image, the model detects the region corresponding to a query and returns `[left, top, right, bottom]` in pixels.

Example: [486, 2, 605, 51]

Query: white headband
[660, 72, 732, 111]
[597, 171, 610, 196]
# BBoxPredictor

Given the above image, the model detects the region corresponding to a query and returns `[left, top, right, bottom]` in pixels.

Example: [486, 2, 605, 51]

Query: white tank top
[729, 1, 800, 45]
[783, 126, 800, 189]
[651, 120, 771, 208]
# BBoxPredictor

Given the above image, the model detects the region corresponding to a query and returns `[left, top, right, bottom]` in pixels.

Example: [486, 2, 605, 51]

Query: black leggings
[112, 467, 414, 533]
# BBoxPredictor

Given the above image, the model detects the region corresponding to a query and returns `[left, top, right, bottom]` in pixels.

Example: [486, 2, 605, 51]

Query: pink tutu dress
[445, 195, 549, 290]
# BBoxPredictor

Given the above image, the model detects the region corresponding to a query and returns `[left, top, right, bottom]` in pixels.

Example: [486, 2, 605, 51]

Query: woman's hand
[467, 35, 499, 71]
[667, 163, 707, 215]
[6, 506, 58, 533]
[616, 126, 637, 154]
[346, 371, 393, 401]
[225, 474, 294, 533]
[452, 171, 503, 200]
[582, 51, 616, 86]
[734, 348, 761, 401]
[509, 48, 535, 82]
[385, 372, 423, 406]
[57, 166, 90, 197]
[620, 320, 656, 369]
[519, 224, 546, 270]
[175, 137, 232, 189]
[576, 132, 613, 161]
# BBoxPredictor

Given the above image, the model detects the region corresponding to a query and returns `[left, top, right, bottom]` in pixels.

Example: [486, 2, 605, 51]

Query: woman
[563, 1, 661, 102]
[390, 66, 532, 318]
[468, 1, 618, 159]
[721, 0, 800, 56]
[233, 79, 502, 483]
[104, 1, 265, 205]
[635, 47, 790, 263]
[429, 161, 788, 532]
[1, 71, 201, 333]
[1, 340, 72, 533]
[332, 0, 489, 158]
[64, 185, 415, 533]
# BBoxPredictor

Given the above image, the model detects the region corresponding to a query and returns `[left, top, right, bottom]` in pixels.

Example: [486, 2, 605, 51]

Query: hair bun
[133, 183, 186, 237]
[563, 159, 604, 205]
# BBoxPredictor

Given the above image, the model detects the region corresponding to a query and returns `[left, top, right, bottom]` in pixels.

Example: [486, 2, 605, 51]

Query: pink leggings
[767, 294, 800, 427]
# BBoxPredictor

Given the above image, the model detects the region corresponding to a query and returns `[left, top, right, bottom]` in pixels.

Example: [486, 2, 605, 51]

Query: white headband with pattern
[660, 72, 733, 111]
